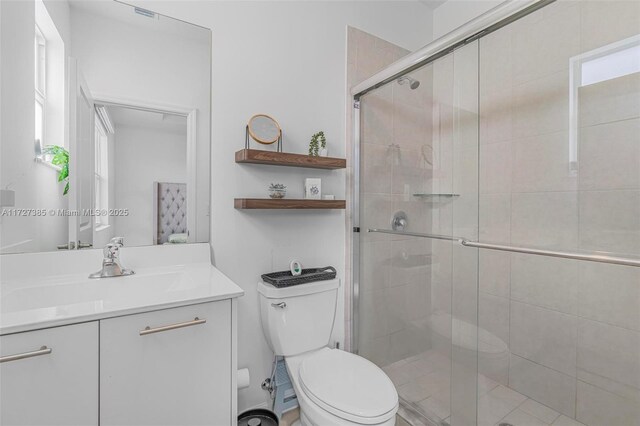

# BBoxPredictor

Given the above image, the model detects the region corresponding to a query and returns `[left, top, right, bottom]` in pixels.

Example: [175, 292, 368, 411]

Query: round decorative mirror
[247, 114, 281, 145]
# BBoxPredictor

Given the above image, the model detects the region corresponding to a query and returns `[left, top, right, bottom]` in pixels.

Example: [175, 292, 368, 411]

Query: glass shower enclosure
[352, 1, 640, 425]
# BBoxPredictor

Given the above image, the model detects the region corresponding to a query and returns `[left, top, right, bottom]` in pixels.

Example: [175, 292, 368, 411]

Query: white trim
[186, 110, 197, 244]
[95, 105, 115, 134]
[93, 95, 198, 244]
[92, 93, 194, 117]
[351, 0, 542, 96]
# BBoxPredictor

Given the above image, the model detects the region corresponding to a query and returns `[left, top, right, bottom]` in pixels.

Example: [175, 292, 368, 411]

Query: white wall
[113, 124, 187, 247]
[69, 5, 210, 243]
[433, 0, 504, 39]
[125, 0, 433, 412]
[0, 0, 69, 254]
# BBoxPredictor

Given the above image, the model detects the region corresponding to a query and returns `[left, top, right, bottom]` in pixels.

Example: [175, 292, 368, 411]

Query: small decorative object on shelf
[268, 183, 287, 199]
[323, 195, 335, 200]
[308, 131, 326, 157]
[304, 178, 321, 200]
[246, 114, 283, 152]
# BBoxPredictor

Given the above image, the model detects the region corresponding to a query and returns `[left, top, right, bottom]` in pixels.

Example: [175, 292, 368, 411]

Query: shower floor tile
[385, 349, 587, 426]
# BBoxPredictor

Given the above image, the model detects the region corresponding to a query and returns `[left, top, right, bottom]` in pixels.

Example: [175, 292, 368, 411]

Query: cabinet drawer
[100, 301, 231, 426]
[0, 322, 99, 426]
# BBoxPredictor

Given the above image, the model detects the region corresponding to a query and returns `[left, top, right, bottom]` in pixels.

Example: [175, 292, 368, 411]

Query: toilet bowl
[257, 279, 398, 426]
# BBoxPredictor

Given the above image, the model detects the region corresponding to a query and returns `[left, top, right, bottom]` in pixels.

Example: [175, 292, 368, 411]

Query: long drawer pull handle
[0, 346, 52, 363]
[139, 317, 206, 336]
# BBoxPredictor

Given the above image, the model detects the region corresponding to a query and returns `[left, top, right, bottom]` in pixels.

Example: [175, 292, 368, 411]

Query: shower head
[397, 75, 420, 90]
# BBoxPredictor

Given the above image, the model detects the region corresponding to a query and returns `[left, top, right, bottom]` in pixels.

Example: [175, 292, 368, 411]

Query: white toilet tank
[257, 279, 339, 356]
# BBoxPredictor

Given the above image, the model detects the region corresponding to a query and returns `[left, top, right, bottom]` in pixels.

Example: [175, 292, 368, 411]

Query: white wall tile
[479, 250, 510, 298]
[510, 301, 577, 376]
[580, 0, 640, 52]
[578, 262, 640, 332]
[480, 87, 513, 146]
[361, 143, 392, 194]
[513, 71, 569, 139]
[360, 193, 393, 242]
[479, 293, 510, 346]
[479, 193, 511, 243]
[576, 380, 640, 426]
[511, 0, 580, 85]
[359, 289, 389, 340]
[479, 26, 512, 91]
[390, 238, 431, 288]
[509, 354, 577, 417]
[578, 74, 640, 129]
[511, 192, 578, 250]
[361, 84, 394, 146]
[480, 141, 512, 194]
[360, 240, 390, 292]
[511, 254, 579, 315]
[579, 190, 640, 256]
[578, 118, 640, 191]
[577, 318, 640, 392]
[512, 131, 577, 193]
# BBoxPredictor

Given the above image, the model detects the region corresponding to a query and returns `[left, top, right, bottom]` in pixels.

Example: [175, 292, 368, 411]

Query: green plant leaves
[309, 131, 326, 156]
[43, 145, 70, 195]
[58, 164, 69, 181]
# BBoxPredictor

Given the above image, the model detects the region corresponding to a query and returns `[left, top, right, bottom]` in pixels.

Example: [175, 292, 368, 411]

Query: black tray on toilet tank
[261, 266, 337, 288]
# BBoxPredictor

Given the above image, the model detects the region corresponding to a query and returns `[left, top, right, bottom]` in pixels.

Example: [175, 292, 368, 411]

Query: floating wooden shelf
[234, 198, 346, 210]
[235, 149, 346, 170]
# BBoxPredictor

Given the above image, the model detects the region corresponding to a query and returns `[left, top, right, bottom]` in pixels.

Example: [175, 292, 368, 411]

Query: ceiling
[418, 0, 448, 10]
[68, 0, 209, 44]
[103, 105, 188, 136]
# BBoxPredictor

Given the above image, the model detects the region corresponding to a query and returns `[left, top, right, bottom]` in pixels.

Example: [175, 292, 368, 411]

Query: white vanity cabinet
[100, 301, 232, 426]
[0, 322, 99, 426]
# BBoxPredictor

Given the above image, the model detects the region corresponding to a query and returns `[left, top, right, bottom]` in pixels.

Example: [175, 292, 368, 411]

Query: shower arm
[367, 228, 640, 268]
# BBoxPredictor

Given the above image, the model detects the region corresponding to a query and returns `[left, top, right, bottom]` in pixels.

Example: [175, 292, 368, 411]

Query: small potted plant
[268, 183, 287, 199]
[42, 145, 70, 195]
[309, 131, 327, 157]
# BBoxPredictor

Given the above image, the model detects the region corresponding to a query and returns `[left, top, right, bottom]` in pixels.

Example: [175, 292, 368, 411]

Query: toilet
[258, 279, 398, 426]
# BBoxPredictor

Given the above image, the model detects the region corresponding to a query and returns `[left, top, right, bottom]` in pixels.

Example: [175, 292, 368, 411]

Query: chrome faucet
[89, 237, 135, 279]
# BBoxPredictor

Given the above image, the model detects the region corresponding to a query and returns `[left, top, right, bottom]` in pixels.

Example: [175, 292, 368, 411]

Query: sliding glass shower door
[356, 41, 480, 426]
[355, 2, 639, 426]
[475, 2, 640, 426]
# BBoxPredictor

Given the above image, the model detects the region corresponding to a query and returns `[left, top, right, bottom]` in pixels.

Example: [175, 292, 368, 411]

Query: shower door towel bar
[367, 228, 640, 268]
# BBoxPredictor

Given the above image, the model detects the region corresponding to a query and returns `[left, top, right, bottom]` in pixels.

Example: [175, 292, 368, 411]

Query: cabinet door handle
[139, 317, 206, 336]
[0, 346, 52, 363]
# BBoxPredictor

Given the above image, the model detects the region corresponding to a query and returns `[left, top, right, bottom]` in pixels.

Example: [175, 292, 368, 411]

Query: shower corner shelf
[412, 193, 460, 198]
[235, 149, 346, 170]
[234, 198, 346, 210]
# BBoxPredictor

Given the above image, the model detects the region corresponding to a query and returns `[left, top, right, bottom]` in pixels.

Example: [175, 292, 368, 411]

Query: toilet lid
[298, 348, 398, 424]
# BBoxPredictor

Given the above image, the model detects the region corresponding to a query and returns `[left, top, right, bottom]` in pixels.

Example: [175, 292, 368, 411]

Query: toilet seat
[297, 348, 398, 424]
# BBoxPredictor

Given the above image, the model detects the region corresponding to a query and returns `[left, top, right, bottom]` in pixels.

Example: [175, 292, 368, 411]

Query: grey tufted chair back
[154, 182, 187, 244]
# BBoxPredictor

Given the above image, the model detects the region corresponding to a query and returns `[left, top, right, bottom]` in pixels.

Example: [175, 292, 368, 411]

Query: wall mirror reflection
[0, 0, 211, 254]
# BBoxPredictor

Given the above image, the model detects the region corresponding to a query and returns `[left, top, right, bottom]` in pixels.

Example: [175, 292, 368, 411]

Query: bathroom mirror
[0, 0, 211, 254]
[247, 114, 281, 145]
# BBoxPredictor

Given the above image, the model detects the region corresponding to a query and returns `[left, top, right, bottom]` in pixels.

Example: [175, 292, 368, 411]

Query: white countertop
[0, 244, 244, 335]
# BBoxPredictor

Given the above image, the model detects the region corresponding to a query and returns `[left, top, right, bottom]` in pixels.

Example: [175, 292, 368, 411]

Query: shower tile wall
[353, 26, 435, 367]
[478, 1, 640, 424]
